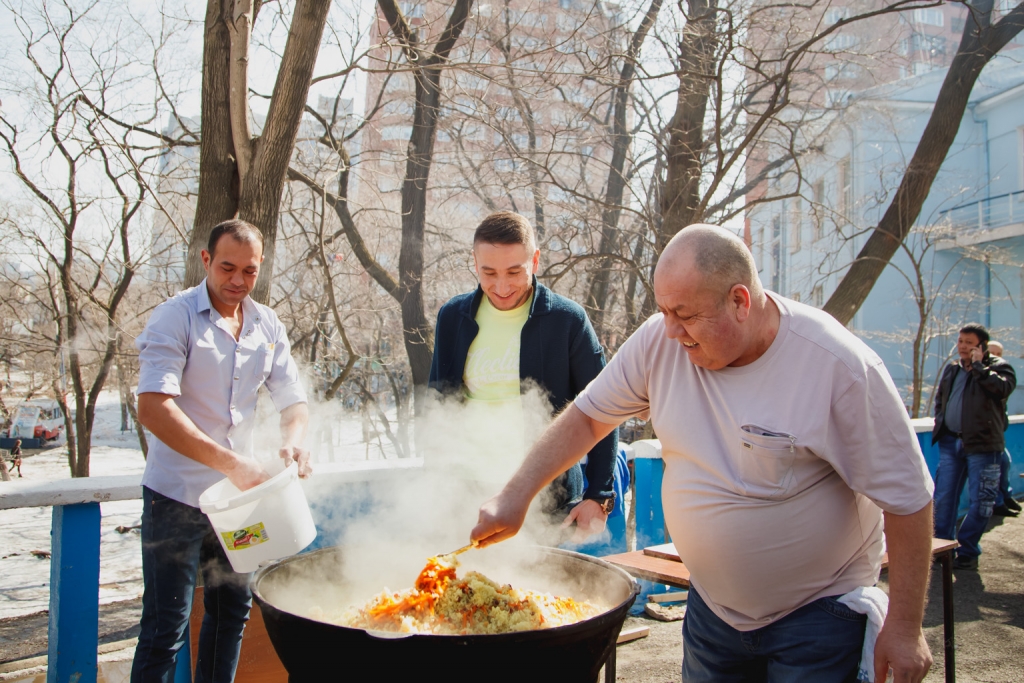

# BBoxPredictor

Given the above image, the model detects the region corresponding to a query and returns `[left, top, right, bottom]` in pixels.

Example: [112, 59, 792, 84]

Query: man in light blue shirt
[131, 219, 309, 683]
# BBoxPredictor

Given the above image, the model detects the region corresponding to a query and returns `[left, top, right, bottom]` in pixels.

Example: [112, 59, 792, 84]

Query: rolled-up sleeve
[575, 318, 654, 424]
[824, 358, 934, 515]
[135, 302, 189, 397]
[265, 315, 307, 412]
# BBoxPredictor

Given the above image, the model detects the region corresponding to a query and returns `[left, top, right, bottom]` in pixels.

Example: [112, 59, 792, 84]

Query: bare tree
[824, 0, 1024, 324]
[183, 0, 332, 303]
[0, 0, 156, 475]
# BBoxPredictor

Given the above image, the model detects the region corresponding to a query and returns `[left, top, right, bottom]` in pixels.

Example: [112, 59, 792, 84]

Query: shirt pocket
[255, 342, 276, 385]
[738, 424, 798, 500]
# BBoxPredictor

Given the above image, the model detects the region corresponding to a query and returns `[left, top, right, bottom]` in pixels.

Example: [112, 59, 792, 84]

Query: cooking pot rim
[250, 545, 640, 639]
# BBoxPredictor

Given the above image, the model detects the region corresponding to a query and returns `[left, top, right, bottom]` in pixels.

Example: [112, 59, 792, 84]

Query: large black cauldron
[251, 546, 639, 683]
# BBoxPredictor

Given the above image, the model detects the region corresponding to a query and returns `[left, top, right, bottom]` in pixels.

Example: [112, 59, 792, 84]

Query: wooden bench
[605, 538, 958, 683]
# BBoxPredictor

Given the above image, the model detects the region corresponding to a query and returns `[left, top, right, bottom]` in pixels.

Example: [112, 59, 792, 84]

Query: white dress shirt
[135, 280, 307, 506]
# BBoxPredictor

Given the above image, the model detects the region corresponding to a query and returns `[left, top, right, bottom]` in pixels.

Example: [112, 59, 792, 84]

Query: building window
[913, 8, 944, 26]
[812, 285, 824, 308]
[790, 199, 802, 252]
[825, 7, 851, 24]
[838, 157, 852, 222]
[825, 33, 859, 51]
[1018, 127, 1024, 191]
[813, 179, 825, 240]
[400, 0, 424, 18]
[771, 216, 783, 293]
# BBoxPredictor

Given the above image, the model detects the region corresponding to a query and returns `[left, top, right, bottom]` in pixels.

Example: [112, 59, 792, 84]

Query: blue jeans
[681, 586, 865, 682]
[932, 435, 1000, 559]
[996, 449, 1012, 506]
[131, 487, 253, 683]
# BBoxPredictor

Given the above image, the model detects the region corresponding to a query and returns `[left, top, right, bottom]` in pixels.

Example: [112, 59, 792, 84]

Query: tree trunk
[823, 2, 1024, 325]
[397, 67, 444, 389]
[186, 0, 332, 304]
[586, 0, 663, 332]
[377, 0, 475, 389]
[658, 0, 719, 250]
[186, 0, 239, 289]
[244, 0, 331, 303]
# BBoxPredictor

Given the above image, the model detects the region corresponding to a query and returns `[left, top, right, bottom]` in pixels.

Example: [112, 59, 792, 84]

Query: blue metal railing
[4, 422, 1022, 682]
[938, 190, 1024, 233]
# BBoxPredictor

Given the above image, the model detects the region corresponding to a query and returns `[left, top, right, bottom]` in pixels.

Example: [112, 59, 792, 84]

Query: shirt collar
[197, 278, 259, 326]
[197, 278, 213, 313]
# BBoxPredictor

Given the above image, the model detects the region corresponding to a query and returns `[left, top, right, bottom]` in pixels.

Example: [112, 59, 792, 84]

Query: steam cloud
[245, 383, 610, 617]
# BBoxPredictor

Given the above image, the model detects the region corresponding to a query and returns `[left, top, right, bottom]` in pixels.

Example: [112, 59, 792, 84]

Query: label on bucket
[221, 522, 270, 550]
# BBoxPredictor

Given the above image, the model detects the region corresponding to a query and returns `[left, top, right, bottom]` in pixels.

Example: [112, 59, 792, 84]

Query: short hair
[208, 219, 264, 256]
[960, 322, 990, 348]
[473, 212, 536, 251]
[677, 225, 760, 303]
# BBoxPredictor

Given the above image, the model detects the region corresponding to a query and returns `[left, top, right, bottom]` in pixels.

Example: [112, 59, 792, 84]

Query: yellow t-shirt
[463, 294, 532, 401]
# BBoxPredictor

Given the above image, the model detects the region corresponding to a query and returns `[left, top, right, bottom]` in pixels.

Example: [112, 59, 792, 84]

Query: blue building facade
[749, 47, 1024, 416]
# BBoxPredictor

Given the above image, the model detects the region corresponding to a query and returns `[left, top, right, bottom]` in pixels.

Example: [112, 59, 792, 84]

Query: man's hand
[471, 489, 532, 548]
[561, 500, 608, 543]
[878, 503, 933, 683]
[970, 345, 984, 363]
[280, 445, 312, 478]
[225, 456, 271, 491]
[873, 618, 932, 683]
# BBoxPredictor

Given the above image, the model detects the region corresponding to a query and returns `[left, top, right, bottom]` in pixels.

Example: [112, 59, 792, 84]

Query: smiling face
[201, 236, 263, 314]
[473, 241, 540, 311]
[653, 251, 761, 369]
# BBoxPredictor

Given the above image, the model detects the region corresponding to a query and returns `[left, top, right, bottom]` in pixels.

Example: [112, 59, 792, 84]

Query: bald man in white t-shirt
[472, 225, 935, 683]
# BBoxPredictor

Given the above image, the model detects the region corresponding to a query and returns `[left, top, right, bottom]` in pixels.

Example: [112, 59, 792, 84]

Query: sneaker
[993, 504, 1019, 517]
[953, 555, 978, 570]
[1006, 497, 1022, 513]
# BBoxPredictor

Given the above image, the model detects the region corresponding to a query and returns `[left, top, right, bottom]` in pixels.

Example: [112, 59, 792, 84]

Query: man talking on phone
[932, 323, 1016, 570]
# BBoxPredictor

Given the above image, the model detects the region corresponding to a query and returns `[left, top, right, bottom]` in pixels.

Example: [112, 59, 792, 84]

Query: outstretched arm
[874, 501, 934, 683]
[471, 404, 617, 547]
[137, 392, 269, 491]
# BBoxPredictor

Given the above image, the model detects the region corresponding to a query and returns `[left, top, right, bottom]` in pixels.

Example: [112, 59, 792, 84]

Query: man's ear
[201, 249, 211, 271]
[731, 285, 753, 322]
[530, 248, 540, 274]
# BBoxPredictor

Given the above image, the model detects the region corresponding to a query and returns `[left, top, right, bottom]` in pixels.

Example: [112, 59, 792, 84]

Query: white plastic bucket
[198, 459, 317, 573]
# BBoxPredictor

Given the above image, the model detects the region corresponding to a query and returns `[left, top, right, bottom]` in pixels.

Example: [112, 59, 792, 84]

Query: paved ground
[0, 599, 141, 664]
[1, 513, 1021, 681]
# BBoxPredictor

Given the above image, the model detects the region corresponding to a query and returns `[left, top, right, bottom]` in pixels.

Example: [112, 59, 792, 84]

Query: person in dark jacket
[932, 322, 1017, 569]
[429, 211, 616, 541]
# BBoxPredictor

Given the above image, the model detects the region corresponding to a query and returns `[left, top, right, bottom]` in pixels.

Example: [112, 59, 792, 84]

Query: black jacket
[428, 278, 616, 500]
[932, 354, 1016, 453]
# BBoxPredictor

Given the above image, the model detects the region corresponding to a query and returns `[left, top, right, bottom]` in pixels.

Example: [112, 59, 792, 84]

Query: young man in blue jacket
[429, 211, 616, 539]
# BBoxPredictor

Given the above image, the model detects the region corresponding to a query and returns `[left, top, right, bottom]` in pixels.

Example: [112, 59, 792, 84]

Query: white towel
[837, 586, 891, 683]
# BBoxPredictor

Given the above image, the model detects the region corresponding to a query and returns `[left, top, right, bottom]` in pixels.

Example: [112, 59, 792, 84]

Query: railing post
[48, 502, 100, 683]
[174, 624, 192, 682]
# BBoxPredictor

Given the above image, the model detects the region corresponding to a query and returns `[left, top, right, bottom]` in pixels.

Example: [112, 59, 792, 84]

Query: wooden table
[606, 538, 958, 683]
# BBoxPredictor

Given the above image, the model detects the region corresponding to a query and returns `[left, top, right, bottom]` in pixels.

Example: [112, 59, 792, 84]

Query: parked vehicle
[2, 399, 65, 448]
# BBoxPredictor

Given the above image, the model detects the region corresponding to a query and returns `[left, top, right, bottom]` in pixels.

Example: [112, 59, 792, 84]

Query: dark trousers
[933, 435, 1001, 559]
[131, 487, 252, 683]
[682, 587, 865, 682]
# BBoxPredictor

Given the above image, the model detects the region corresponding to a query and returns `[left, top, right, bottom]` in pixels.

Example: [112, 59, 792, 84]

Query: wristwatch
[591, 495, 616, 515]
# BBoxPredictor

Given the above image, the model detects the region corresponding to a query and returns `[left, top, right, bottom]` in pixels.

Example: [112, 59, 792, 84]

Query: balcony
[937, 190, 1024, 247]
